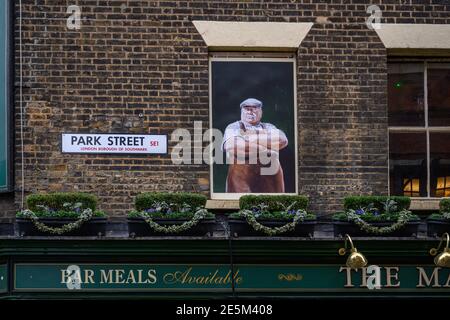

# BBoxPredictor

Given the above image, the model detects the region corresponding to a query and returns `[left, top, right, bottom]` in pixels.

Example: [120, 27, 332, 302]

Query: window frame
[388, 59, 450, 198]
[209, 52, 299, 200]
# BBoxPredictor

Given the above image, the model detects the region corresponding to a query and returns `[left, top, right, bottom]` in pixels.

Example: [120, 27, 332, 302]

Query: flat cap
[240, 98, 262, 109]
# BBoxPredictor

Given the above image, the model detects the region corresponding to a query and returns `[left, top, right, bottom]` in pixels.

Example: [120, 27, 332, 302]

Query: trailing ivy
[238, 209, 308, 236]
[229, 211, 316, 220]
[18, 208, 94, 235]
[234, 202, 313, 236]
[128, 210, 214, 219]
[137, 207, 210, 234]
[333, 199, 419, 235]
[16, 202, 103, 235]
[333, 211, 419, 222]
[345, 209, 414, 235]
[130, 200, 213, 234]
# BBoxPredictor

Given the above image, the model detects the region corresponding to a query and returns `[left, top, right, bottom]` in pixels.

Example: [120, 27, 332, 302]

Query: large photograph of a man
[222, 98, 288, 193]
[211, 58, 297, 197]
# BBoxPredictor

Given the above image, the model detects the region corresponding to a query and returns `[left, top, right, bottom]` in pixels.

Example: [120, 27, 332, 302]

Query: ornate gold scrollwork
[278, 273, 303, 281]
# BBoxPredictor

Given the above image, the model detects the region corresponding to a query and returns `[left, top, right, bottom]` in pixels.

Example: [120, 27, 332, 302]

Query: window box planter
[231, 194, 314, 237]
[332, 195, 420, 237]
[16, 217, 107, 237]
[128, 192, 214, 237]
[127, 217, 216, 237]
[427, 199, 450, 237]
[426, 218, 450, 238]
[333, 220, 420, 238]
[228, 218, 316, 238]
[16, 192, 107, 237]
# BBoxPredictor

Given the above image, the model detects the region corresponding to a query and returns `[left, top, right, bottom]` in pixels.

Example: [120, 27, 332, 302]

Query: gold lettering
[147, 269, 157, 284]
[360, 267, 368, 288]
[234, 270, 243, 285]
[60, 269, 69, 284]
[115, 270, 126, 284]
[339, 267, 354, 288]
[84, 269, 95, 284]
[126, 270, 136, 284]
[181, 267, 193, 284]
[417, 267, 441, 288]
[385, 267, 400, 288]
[100, 270, 113, 284]
[207, 270, 220, 284]
[162, 268, 241, 286]
[196, 276, 205, 284]
[163, 269, 189, 285]
[137, 270, 143, 283]
[444, 272, 450, 287]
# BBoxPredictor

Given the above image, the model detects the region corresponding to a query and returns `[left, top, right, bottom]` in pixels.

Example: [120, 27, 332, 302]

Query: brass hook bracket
[430, 232, 450, 256]
[338, 234, 355, 255]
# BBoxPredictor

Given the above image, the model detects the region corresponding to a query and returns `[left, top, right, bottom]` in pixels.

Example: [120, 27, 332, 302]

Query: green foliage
[239, 195, 308, 211]
[332, 211, 419, 222]
[440, 198, 450, 213]
[16, 210, 106, 219]
[428, 213, 446, 220]
[135, 192, 207, 211]
[128, 210, 214, 219]
[343, 196, 411, 212]
[27, 192, 97, 213]
[429, 211, 450, 220]
[229, 211, 315, 221]
[332, 212, 348, 221]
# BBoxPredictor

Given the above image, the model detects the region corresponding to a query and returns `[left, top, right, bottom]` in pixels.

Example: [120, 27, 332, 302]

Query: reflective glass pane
[388, 63, 424, 126]
[430, 132, 450, 197]
[389, 132, 427, 197]
[403, 178, 420, 197]
[428, 65, 450, 126]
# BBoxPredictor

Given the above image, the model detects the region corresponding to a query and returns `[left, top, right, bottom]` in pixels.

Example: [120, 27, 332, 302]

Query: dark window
[389, 62, 450, 197]
[389, 132, 427, 197]
[428, 66, 450, 126]
[430, 132, 450, 197]
[388, 64, 424, 127]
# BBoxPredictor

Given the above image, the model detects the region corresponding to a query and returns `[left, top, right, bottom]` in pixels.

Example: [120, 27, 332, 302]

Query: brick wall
[7, 0, 450, 220]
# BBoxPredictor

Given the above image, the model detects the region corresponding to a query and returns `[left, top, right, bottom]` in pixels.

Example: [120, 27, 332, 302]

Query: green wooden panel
[13, 263, 450, 293]
[0, 264, 6, 293]
[0, 1, 9, 191]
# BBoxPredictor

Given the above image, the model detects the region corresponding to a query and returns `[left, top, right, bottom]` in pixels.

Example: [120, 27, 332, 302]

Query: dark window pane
[430, 132, 450, 197]
[388, 63, 424, 126]
[428, 66, 450, 126]
[389, 132, 427, 197]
